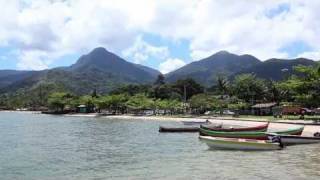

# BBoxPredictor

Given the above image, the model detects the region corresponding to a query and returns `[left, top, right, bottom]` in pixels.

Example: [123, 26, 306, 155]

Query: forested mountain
[166, 51, 260, 85]
[0, 47, 160, 94]
[0, 48, 317, 95]
[166, 51, 317, 85]
[235, 58, 316, 80]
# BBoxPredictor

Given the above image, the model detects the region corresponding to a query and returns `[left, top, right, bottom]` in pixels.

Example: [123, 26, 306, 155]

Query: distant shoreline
[0, 110, 42, 114]
[1, 110, 320, 134]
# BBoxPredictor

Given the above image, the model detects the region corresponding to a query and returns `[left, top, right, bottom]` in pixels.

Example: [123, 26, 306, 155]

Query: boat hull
[268, 134, 320, 145]
[201, 123, 269, 132]
[199, 126, 304, 140]
[182, 120, 210, 125]
[159, 126, 199, 132]
[199, 136, 282, 150]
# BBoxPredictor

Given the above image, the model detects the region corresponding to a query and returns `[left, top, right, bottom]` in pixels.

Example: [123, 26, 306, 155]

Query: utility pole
[39, 84, 43, 106]
[183, 84, 187, 103]
[183, 84, 187, 114]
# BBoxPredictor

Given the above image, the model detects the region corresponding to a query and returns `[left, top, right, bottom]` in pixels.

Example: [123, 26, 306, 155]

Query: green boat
[199, 126, 304, 140]
[199, 136, 283, 150]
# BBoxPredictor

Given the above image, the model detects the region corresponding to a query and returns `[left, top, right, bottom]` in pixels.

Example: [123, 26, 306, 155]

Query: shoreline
[0, 110, 42, 114]
[62, 113, 320, 135]
[1, 110, 319, 124]
[1, 110, 319, 135]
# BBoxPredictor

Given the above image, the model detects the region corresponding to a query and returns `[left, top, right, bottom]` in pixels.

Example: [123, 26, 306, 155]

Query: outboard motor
[313, 132, 320, 137]
[271, 135, 284, 148]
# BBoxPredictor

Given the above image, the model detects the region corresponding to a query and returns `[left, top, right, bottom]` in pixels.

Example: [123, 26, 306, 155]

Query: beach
[61, 112, 320, 136]
[2, 110, 319, 135]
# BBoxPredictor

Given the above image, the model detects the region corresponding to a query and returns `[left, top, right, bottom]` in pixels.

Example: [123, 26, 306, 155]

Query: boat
[182, 120, 211, 125]
[199, 126, 304, 140]
[201, 122, 269, 132]
[267, 133, 320, 145]
[159, 126, 199, 133]
[199, 136, 283, 150]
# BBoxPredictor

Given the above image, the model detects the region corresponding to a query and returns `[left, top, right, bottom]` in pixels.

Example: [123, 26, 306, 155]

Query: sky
[0, 0, 320, 74]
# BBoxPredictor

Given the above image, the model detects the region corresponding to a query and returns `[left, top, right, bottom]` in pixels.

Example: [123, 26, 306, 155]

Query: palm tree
[217, 75, 229, 96]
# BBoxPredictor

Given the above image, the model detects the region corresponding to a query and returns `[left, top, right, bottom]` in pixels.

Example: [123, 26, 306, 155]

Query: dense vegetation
[1, 49, 316, 97]
[1, 63, 319, 115]
[0, 47, 160, 95]
[166, 51, 315, 85]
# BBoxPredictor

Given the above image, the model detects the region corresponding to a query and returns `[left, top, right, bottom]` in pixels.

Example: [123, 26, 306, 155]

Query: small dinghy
[199, 136, 283, 151]
[201, 122, 269, 132]
[267, 132, 320, 145]
[159, 126, 199, 133]
[159, 123, 221, 133]
[199, 126, 304, 140]
[182, 120, 211, 125]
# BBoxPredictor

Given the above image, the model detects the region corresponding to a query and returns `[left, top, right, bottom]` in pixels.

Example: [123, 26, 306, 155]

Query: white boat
[267, 133, 320, 145]
[199, 136, 283, 150]
[182, 120, 211, 125]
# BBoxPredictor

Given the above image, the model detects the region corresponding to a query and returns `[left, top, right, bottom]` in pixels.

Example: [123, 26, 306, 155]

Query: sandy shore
[101, 115, 319, 135]
[2, 110, 319, 135]
[0, 110, 41, 114]
[63, 113, 100, 117]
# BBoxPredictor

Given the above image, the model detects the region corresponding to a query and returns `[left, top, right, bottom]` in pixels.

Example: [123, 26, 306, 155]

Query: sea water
[0, 112, 319, 180]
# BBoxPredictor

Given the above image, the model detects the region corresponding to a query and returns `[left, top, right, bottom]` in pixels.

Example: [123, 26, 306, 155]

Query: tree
[153, 84, 179, 100]
[154, 99, 183, 115]
[173, 78, 204, 101]
[126, 94, 154, 111]
[154, 99, 170, 114]
[77, 95, 97, 112]
[48, 92, 72, 112]
[189, 94, 218, 114]
[280, 64, 320, 107]
[109, 94, 128, 112]
[154, 74, 165, 86]
[110, 84, 152, 96]
[216, 75, 229, 96]
[232, 74, 268, 104]
[91, 89, 98, 98]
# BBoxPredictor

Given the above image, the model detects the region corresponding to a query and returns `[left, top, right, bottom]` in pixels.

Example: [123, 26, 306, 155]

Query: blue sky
[0, 0, 319, 73]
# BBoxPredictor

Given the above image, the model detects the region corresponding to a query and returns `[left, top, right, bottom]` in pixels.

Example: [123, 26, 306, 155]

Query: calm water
[0, 112, 320, 180]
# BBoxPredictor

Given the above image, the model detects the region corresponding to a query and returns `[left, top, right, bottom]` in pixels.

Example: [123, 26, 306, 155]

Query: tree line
[0, 63, 319, 114]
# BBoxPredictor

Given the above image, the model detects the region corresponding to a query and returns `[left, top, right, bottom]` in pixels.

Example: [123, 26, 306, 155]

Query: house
[251, 103, 277, 115]
[77, 104, 94, 113]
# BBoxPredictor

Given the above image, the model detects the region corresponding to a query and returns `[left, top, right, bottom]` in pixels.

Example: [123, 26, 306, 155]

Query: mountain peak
[215, 50, 231, 55]
[208, 50, 236, 59]
[71, 47, 122, 70]
[90, 47, 109, 54]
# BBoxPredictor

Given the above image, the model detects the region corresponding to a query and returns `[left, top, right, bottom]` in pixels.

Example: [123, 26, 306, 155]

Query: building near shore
[252, 103, 277, 115]
[77, 105, 94, 113]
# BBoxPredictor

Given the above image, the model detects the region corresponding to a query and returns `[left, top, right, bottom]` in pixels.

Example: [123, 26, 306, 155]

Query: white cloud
[159, 58, 186, 74]
[0, 0, 320, 70]
[17, 50, 50, 70]
[0, 0, 151, 69]
[146, 0, 320, 61]
[122, 36, 169, 63]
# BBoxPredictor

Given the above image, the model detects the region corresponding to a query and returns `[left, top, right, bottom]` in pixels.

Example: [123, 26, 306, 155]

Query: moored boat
[201, 122, 269, 132]
[159, 126, 199, 132]
[199, 126, 304, 140]
[199, 136, 283, 150]
[182, 120, 211, 125]
[267, 133, 320, 145]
